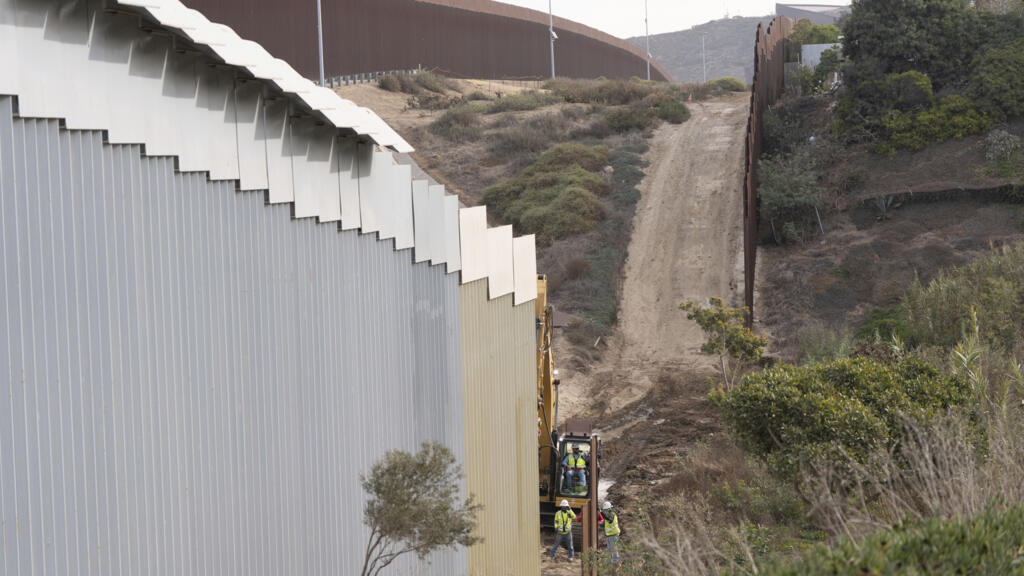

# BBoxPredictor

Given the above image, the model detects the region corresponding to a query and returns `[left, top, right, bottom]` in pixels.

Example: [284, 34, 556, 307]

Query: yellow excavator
[536, 275, 602, 549]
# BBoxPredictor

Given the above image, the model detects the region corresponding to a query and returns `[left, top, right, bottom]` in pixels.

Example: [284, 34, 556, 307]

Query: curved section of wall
[184, 0, 673, 81]
[0, 95, 465, 575]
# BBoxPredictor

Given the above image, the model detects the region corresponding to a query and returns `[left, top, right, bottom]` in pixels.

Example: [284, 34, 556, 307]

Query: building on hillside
[801, 43, 842, 67]
[182, 0, 672, 82]
[776, 3, 850, 25]
[0, 0, 539, 574]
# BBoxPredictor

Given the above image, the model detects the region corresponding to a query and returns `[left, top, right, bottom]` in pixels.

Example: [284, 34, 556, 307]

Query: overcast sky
[495, 0, 850, 39]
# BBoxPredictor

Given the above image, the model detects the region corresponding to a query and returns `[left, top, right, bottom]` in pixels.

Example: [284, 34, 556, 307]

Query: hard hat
[573, 444, 580, 451]
[602, 501, 613, 510]
[560, 499, 569, 507]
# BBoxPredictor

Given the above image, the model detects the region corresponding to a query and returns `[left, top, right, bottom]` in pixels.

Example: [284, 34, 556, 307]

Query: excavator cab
[557, 439, 593, 497]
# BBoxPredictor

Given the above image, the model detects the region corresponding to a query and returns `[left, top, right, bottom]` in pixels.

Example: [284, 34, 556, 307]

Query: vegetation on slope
[839, 0, 1024, 150]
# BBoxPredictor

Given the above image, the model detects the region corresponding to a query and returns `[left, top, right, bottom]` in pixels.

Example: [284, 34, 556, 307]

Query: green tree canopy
[360, 442, 482, 576]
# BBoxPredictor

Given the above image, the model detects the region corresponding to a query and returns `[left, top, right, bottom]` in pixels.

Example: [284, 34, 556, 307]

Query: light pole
[548, 0, 556, 79]
[316, 0, 325, 85]
[701, 32, 707, 83]
[645, 0, 650, 80]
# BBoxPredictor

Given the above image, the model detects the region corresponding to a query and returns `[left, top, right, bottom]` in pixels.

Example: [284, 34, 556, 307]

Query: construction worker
[549, 500, 577, 561]
[563, 444, 587, 494]
[599, 500, 621, 564]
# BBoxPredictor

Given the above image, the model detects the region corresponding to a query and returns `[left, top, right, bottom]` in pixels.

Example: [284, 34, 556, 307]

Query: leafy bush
[762, 98, 819, 156]
[482, 143, 610, 243]
[878, 95, 991, 153]
[985, 129, 1022, 162]
[707, 76, 747, 92]
[485, 91, 562, 113]
[969, 38, 1024, 122]
[606, 106, 653, 133]
[759, 507, 1024, 576]
[681, 298, 767, 389]
[428, 106, 482, 143]
[758, 148, 821, 233]
[711, 356, 972, 480]
[377, 74, 402, 92]
[466, 90, 490, 101]
[841, 0, 983, 92]
[657, 100, 691, 124]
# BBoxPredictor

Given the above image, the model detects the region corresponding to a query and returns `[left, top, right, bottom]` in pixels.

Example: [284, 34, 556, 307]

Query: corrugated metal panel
[460, 281, 540, 576]
[513, 235, 538, 306]
[0, 97, 467, 575]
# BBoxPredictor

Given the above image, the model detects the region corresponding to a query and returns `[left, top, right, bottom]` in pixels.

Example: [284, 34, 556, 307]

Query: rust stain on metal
[743, 16, 792, 325]
[182, 0, 672, 81]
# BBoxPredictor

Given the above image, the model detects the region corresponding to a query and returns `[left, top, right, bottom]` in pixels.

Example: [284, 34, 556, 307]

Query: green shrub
[413, 71, 451, 94]
[711, 356, 972, 481]
[466, 90, 490, 101]
[428, 106, 482, 143]
[485, 91, 562, 113]
[606, 106, 653, 133]
[377, 74, 401, 92]
[707, 76, 747, 92]
[985, 129, 1022, 162]
[759, 506, 1024, 576]
[758, 147, 822, 233]
[880, 95, 991, 153]
[969, 39, 1024, 122]
[482, 143, 610, 243]
[657, 100, 691, 124]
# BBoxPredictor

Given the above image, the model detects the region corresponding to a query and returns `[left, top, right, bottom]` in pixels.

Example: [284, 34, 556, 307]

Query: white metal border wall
[0, 95, 467, 575]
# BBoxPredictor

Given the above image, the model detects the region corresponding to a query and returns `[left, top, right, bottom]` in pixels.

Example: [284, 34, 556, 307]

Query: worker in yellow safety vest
[599, 500, 621, 564]
[562, 444, 588, 494]
[548, 500, 577, 561]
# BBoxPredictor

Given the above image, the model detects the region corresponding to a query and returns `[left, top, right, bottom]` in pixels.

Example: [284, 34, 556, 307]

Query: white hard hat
[560, 500, 569, 507]
[602, 501, 613, 510]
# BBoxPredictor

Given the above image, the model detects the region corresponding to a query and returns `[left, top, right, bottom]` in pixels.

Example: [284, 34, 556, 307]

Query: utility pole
[548, 0, 556, 79]
[316, 0, 325, 85]
[645, 0, 650, 81]
[701, 32, 707, 84]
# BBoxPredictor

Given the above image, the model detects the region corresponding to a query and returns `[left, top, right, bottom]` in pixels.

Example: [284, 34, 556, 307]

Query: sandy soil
[540, 93, 750, 574]
[555, 93, 749, 422]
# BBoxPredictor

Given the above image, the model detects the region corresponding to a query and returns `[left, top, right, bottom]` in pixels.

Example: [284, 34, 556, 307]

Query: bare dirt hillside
[540, 93, 749, 574]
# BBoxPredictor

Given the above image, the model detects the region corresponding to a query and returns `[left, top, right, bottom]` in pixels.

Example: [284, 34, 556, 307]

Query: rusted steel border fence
[744, 16, 793, 325]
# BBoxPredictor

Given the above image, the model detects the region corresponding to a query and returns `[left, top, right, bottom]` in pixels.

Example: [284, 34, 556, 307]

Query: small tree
[680, 297, 767, 389]
[360, 442, 482, 576]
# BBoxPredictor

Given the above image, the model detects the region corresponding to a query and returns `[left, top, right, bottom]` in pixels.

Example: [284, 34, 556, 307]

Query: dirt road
[540, 94, 749, 573]
[556, 93, 749, 420]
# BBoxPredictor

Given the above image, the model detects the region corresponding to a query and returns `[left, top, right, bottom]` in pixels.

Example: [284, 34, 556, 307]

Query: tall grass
[896, 243, 1024, 352]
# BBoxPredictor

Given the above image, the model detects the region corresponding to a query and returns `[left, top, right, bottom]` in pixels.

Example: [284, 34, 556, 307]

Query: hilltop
[628, 15, 771, 83]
